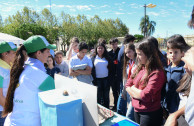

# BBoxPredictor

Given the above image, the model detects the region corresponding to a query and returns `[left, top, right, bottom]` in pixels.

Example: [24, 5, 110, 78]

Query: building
[184, 34, 194, 45]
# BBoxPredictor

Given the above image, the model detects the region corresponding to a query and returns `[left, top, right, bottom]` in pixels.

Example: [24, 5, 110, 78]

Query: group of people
[0, 32, 194, 126]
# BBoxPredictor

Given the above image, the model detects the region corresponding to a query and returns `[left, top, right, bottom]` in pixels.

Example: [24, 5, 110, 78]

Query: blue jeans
[0, 111, 5, 126]
[117, 93, 127, 116]
[117, 81, 127, 116]
[96, 77, 110, 108]
[126, 100, 135, 121]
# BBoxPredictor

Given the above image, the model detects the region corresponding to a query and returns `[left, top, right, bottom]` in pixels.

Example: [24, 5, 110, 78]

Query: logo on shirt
[14, 99, 23, 103]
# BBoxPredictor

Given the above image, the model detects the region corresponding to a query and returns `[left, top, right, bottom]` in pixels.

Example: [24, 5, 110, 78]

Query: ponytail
[2, 45, 26, 117]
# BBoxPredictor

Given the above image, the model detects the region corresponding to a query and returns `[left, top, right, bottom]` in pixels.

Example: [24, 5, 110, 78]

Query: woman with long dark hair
[126, 38, 166, 126]
[2, 35, 56, 126]
[91, 43, 113, 108]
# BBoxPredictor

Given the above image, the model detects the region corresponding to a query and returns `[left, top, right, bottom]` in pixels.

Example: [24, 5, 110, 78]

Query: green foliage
[134, 34, 144, 42]
[14, 23, 47, 40]
[1, 7, 129, 48]
[139, 15, 156, 37]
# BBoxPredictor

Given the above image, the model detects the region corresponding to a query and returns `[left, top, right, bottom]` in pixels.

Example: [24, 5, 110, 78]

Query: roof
[0, 32, 24, 45]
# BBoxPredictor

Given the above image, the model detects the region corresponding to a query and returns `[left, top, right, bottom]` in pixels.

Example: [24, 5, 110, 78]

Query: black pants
[110, 76, 120, 108]
[96, 77, 110, 108]
[134, 108, 163, 126]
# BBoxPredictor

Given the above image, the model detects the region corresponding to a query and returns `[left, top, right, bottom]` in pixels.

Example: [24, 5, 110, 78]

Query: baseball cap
[23, 35, 56, 54]
[0, 41, 17, 53]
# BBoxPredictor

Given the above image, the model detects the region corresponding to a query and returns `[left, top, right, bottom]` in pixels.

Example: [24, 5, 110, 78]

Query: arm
[140, 70, 166, 102]
[69, 68, 80, 76]
[126, 85, 142, 100]
[74, 66, 92, 75]
[0, 88, 5, 107]
[164, 106, 185, 126]
[66, 43, 73, 60]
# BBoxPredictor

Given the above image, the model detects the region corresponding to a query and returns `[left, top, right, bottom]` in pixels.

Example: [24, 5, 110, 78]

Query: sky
[0, 0, 193, 38]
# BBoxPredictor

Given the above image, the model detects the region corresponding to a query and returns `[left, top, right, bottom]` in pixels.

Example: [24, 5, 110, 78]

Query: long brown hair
[132, 38, 164, 88]
[176, 73, 191, 97]
[122, 43, 136, 80]
[2, 46, 47, 117]
[2, 45, 26, 117]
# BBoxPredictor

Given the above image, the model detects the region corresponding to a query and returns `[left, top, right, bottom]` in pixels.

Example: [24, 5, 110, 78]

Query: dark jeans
[117, 82, 127, 116]
[0, 111, 5, 126]
[134, 108, 163, 126]
[110, 76, 120, 108]
[117, 93, 127, 116]
[96, 77, 110, 108]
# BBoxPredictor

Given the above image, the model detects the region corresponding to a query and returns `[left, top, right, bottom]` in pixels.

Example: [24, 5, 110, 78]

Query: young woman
[66, 37, 79, 60]
[122, 43, 137, 121]
[46, 55, 61, 78]
[126, 38, 166, 126]
[2, 35, 56, 126]
[91, 43, 113, 108]
[0, 42, 17, 126]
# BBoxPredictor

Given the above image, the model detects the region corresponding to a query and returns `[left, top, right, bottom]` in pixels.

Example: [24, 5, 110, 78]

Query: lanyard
[128, 61, 135, 79]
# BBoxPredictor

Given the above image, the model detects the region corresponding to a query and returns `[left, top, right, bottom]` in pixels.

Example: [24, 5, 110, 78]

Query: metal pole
[49, 0, 52, 12]
[144, 4, 147, 37]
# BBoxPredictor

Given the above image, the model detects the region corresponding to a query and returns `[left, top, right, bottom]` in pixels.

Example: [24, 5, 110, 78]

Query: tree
[139, 15, 156, 37]
[0, 15, 3, 32]
[14, 23, 47, 40]
[40, 8, 59, 44]
[134, 34, 144, 42]
[188, 6, 194, 29]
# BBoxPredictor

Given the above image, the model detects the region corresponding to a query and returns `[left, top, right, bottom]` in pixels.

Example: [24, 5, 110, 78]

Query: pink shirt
[126, 67, 166, 112]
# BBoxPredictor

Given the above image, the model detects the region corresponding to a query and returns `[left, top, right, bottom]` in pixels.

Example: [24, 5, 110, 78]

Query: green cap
[0, 41, 17, 53]
[23, 35, 56, 54]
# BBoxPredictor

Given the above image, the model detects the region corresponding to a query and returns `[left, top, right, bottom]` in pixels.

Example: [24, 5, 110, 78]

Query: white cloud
[181, 10, 190, 18]
[1, 6, 15, 12]
[45, 4, 64, 8]
[129, 3, 141, 9]
[57, 5, 65, 8]
[148, 12, 159, 16]
[169, 2, 175, 5]
[100, 5, 109, 8]
[122, 2, 125, 4]
[89, 5, 96, 8]
[35, 0, 39, 1]
[130, 3, 136, 6]
[127, 12, 135, 15]
[115, 12, 125, 15]
[63, 5, 95, 12]
[160, 9, 170, 17]
[76, 5, 91, 11]
[119, 9, 123, 11]
[102, 11, 110, 13]
[2, 2, 10, 6]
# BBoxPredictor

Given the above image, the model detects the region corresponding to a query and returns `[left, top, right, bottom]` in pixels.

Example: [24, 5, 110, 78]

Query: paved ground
[109, 88, 114, 109]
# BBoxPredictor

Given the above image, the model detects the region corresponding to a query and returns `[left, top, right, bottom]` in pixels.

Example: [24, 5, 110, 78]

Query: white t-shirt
[178, 92, 188, 109]
[69, 55, 93, 69]
[69, 55, 93, 84]
[94, 55, 108, 78]
[71, 50, 77, 58]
